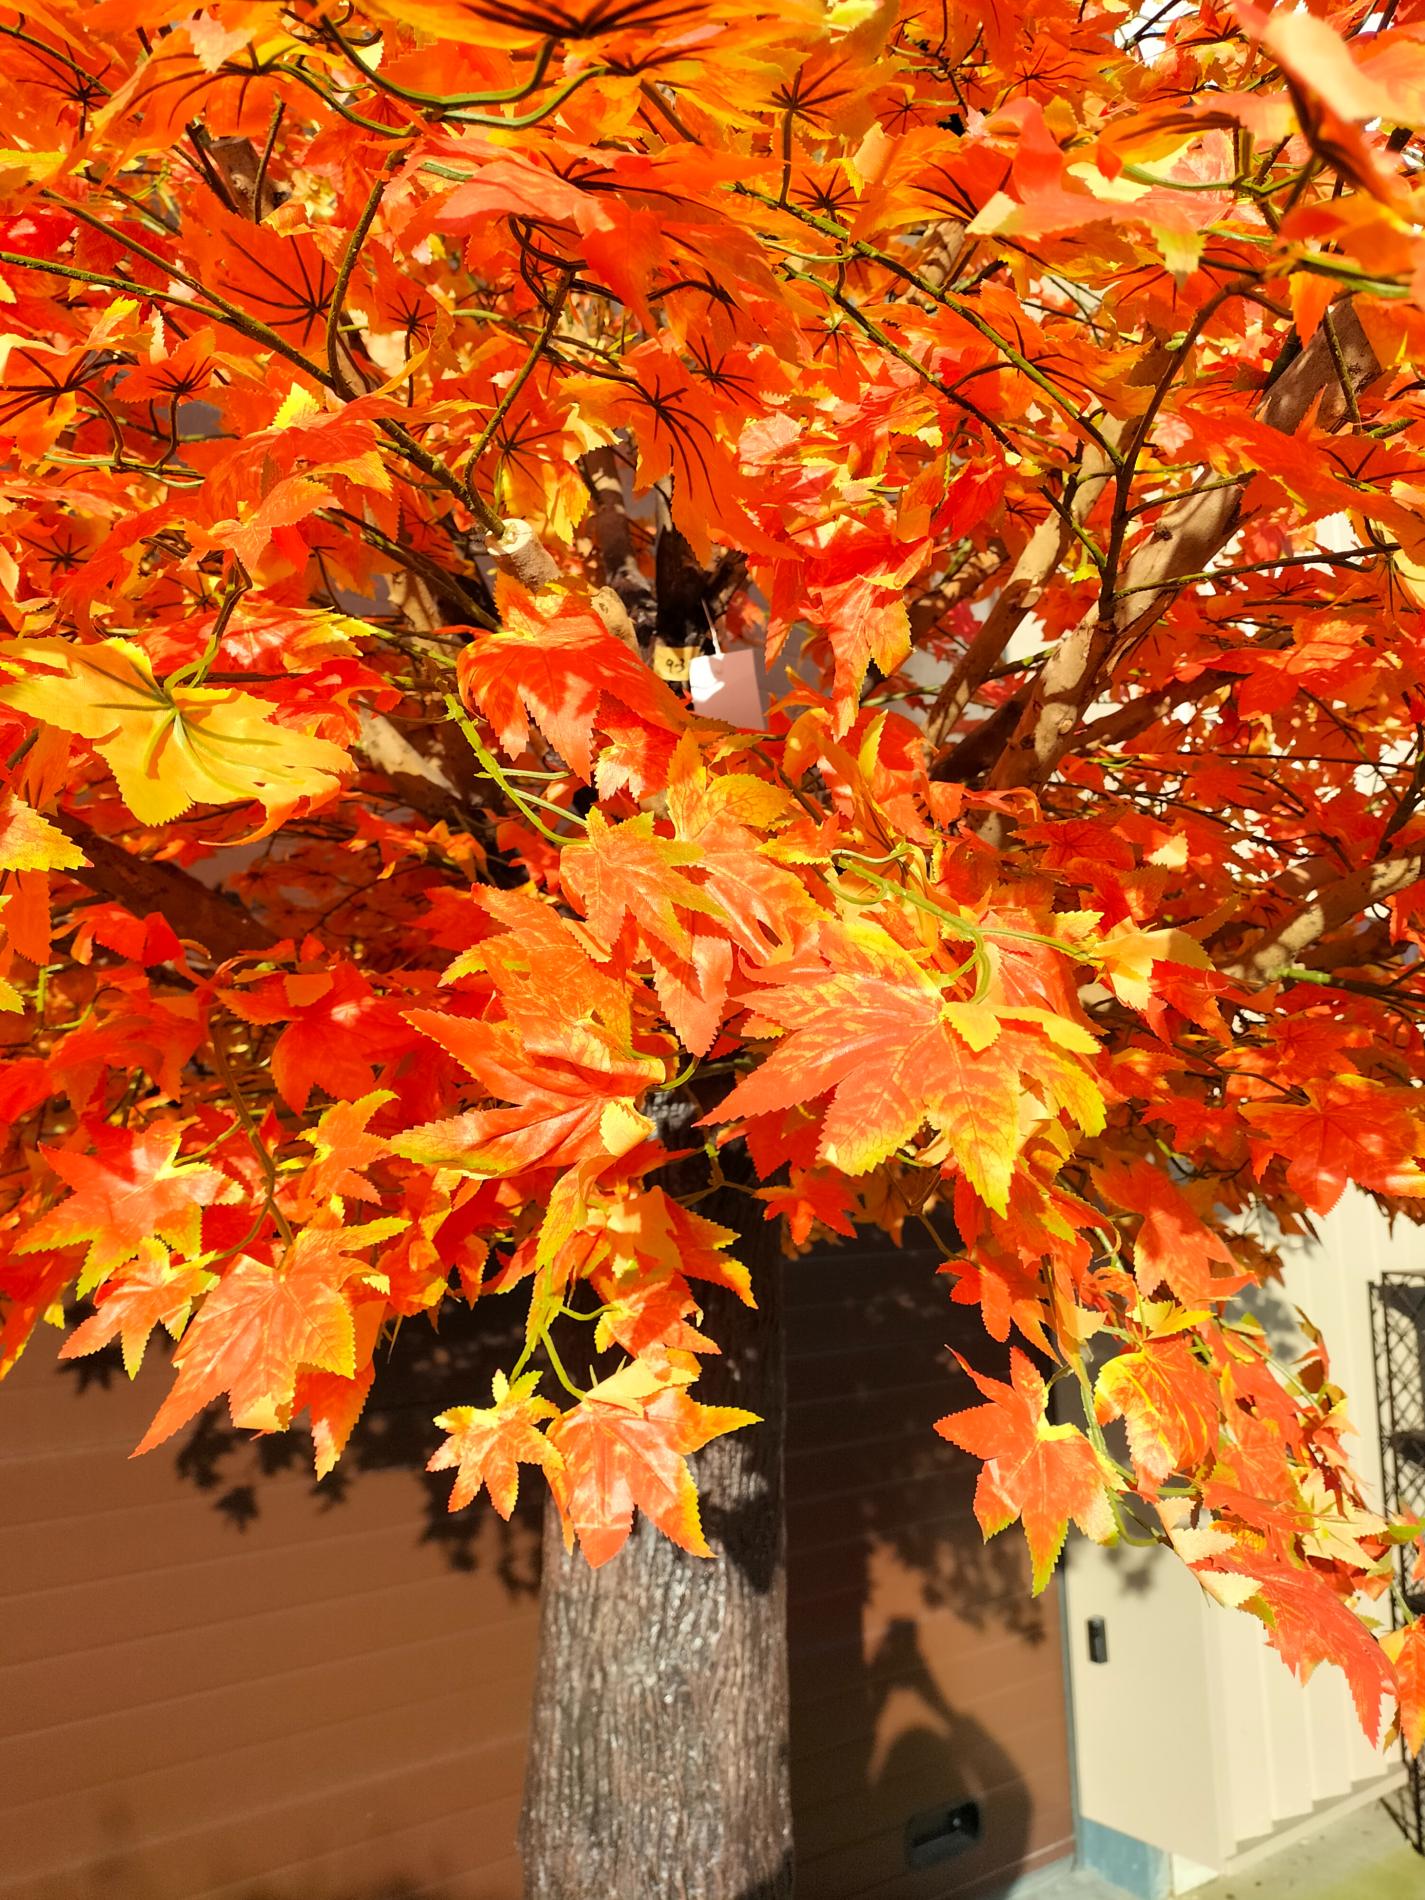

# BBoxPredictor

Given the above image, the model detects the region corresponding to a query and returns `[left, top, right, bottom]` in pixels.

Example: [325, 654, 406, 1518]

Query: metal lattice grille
[1372, 1275, 1425, 1854]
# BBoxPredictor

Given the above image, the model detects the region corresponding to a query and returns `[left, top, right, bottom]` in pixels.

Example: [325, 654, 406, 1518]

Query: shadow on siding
[59, 1298, 542, 1593]
[783, 1237, 1072, 1899]
[37, 1232, 1072, 1900]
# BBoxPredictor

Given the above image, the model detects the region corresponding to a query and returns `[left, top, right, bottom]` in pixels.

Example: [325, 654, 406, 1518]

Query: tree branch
[1221, 851, 1424, 987]
[1074, 623, 1299, 753]
[983, 303, 1381, 795]
[925, 433, 1119, 750]
[581, 445, 657, 644]
[55, 817, 276, 962]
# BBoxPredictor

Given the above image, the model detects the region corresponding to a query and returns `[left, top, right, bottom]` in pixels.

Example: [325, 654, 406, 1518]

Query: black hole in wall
[905, 1798, 982, 1869]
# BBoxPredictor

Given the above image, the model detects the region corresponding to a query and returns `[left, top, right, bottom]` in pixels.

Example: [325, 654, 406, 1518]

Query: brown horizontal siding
[0, 1313, 540, 1900]
[791, 1638, 1071, 1757]
[783, 1239, 1074, 1899]
[1, 1635, 529, 1808]
[798, 1834, 1072, 1900]
[0, 1232, 1071, 1899]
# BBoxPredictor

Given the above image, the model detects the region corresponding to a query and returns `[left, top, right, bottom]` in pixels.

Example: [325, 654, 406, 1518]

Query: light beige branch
[1222, 852, 1425, 987]
[984, 304, 1381, 794]
[925, 432, 1120, 748]
[492, 517, 560, 590]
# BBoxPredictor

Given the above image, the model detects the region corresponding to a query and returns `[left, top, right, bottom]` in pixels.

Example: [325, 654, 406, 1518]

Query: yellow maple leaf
[0, 638, 351, 824]
[1098, 924, 1210, 1011]
[0, 792, 86, 872]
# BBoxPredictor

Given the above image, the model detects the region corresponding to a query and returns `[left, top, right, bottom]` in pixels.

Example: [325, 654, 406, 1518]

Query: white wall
[1063, 1189, 1415, 1869]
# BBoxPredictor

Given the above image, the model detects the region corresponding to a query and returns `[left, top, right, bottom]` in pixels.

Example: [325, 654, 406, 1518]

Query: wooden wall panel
[784, 1237, 1075, 1900]
[1, 1235, 1071, 1899]
[0, 1311, 541, 1900]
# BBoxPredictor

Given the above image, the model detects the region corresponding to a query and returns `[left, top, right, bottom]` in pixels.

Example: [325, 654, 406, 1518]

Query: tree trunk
[519, 1195, 793, 1900]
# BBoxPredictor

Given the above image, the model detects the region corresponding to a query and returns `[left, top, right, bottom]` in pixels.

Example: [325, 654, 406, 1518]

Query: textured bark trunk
[519, 1196, 792, 1900]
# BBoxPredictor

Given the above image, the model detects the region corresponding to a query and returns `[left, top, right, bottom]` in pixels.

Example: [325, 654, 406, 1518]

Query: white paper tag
[688, 647, 765, 727]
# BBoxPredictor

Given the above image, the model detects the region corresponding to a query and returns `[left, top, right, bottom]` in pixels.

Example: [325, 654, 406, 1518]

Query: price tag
[651, 642, 698, 683]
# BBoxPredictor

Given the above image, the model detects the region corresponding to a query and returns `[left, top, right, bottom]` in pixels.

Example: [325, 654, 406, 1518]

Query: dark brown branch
[931, 690, 1027, 783]
[581, 445, 657, 643]
[55, 817, 276, 962]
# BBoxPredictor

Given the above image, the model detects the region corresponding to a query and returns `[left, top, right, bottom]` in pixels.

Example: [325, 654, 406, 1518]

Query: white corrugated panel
[1065, 1188, 1409, 1867]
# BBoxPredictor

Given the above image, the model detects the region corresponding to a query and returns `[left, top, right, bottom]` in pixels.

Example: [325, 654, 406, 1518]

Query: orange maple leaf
[297, 1089, 394, 1205]
[1383, 1621, 1425, 1757]
[1094, 1337, 1219, 1493]
[22, 1123, 227, 1286]
[58, 1240, 215, 1378]
[1095, 1156, 1245, 1305]
[134, 1221, 398, 1453]
[459, 582, 685, 780]
[1242, 1075, 1425, 1214]
[428, 1371, 564, 1517]
[400, 1006, 665, 1174]
[708, 923, 1100, 1209]
[550, 1381, 757, 1568]
[560, 809, 725, 959]
[1203, 1547, 1395, 1742]
[936, 1348, 1118, 1593]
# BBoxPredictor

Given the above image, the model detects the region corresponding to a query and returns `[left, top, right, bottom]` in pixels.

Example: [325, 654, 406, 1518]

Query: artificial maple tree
[6, 0, 1425, 1890]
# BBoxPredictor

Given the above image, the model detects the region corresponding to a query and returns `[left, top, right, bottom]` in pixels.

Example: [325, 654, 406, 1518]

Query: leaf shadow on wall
[54, 1232, 1071, 1900]
[29, 1830, 438, 1900]
[58, 1298, 542, 1598]
[781, 1235, 1071, 1900]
